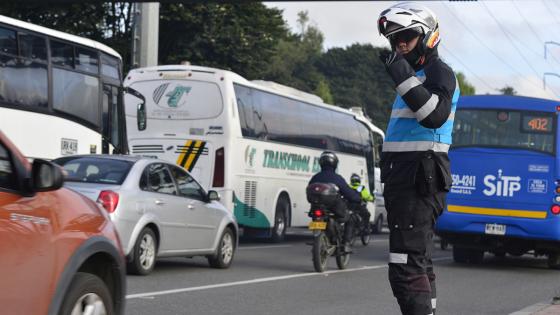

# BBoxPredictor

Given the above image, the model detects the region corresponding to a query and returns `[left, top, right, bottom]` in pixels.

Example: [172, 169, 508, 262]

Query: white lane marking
[127, 256, 452, 300]
[239, 245, 293, 250]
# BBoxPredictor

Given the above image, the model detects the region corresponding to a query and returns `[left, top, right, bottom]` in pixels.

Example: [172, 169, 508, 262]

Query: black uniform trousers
[384, 181, 446, 315]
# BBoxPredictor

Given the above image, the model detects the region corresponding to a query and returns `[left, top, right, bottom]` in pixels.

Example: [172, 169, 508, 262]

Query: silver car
[54, 155, 238, 275]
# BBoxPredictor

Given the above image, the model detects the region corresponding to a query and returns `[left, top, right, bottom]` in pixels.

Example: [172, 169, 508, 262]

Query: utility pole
[131, 2, 160, 68]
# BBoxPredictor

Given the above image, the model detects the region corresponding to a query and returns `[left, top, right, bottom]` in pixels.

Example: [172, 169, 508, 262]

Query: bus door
[102, 84, 126, 154]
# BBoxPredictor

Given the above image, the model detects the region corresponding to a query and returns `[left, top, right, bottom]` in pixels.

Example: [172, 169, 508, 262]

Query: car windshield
[54, 157, 133, 184]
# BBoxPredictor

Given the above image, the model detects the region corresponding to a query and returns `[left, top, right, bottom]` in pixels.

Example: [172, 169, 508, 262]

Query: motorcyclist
[308, 151, 361, 253]
[349, 173, 374, 227]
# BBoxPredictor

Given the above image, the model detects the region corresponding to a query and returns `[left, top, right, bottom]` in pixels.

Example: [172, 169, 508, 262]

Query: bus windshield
[452, 109, 556, 154]
[127, 80, 223, 120]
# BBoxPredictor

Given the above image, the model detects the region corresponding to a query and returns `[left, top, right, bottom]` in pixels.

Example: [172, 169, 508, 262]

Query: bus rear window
[452, 109, 555, 154]
[127, 80, 223, 120]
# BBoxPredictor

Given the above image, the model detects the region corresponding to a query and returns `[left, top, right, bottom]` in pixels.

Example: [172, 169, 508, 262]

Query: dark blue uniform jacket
[308, 167, 361, 204]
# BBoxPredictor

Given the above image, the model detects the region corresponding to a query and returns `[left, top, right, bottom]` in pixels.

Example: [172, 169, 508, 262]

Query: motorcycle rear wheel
[312, 232, 329, 272]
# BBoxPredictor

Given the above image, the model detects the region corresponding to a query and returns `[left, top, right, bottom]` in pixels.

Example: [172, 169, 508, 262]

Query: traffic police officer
[377, 3, 459, 315]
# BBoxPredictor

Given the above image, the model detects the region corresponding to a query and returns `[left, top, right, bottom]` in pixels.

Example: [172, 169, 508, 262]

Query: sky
[264, 1, 560, 100]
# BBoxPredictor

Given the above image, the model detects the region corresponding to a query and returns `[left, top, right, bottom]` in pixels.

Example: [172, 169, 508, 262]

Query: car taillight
[552, 204, 560, 215]
[212, 147, 225, 187]
[97, 190, 119, 213]
[313, 209, 324, 217]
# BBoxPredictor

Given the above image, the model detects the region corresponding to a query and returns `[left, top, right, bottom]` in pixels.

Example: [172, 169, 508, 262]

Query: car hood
[63, 182, 122, 201]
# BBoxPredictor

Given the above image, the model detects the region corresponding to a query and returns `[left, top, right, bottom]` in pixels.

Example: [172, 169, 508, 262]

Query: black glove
[378, 49, 403, 67]
[378, 49, 415, 86]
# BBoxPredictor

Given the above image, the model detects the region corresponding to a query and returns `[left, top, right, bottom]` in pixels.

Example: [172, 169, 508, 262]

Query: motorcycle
[306, 182, 351, 273]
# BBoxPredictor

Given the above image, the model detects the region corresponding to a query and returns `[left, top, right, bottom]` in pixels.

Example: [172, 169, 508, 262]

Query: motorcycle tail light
[313, 209, 324, 217]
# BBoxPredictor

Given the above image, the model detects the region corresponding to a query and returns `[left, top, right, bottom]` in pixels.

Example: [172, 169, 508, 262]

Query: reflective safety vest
[350, 183, 374, 202]
[383, 69, 460, 153]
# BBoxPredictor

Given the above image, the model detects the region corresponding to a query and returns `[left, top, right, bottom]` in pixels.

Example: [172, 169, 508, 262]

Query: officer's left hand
[378, 49, 403, 67]
[378, 49, 415, 86]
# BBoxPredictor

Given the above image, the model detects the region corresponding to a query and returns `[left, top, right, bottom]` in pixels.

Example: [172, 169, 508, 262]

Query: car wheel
[453, 246, 484, 264]
[60, 272, 114, 315]
[271, 196, 289, 242]
[208, 227, 235, 269]
[128, 227, 157, 275]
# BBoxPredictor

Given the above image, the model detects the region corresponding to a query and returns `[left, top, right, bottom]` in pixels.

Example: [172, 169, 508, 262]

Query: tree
[262, 10, 334, 103]
[316, 44, 395, 130]
[499, 85, 517, 95]
[158, 3, 288, 79]
[456, 72, 475, 96]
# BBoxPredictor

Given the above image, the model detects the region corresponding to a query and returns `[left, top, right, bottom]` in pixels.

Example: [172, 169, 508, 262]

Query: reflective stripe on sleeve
[389, 253, 408, 264]
[415, 94, 439, 121]
[432, 298, 437, 309]
[396, 76, 423, 96]
[382, 141, 450, 153]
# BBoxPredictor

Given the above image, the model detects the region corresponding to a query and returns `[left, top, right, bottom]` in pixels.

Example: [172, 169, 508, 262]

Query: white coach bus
[124, 65, 384, 241]
[0, 15, 127, 159]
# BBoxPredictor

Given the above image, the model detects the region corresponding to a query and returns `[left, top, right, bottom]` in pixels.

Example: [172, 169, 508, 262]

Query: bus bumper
[435, 211, 560, 254]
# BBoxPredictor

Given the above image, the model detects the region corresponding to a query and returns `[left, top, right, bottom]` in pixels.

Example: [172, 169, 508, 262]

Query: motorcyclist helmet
[319, 151, 338, 170]
[350, 173, 361, 185]
[377, 2, 440, 62]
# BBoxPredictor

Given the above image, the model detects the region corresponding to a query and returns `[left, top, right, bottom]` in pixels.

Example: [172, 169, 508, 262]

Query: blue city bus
[435, 95, 560, 269]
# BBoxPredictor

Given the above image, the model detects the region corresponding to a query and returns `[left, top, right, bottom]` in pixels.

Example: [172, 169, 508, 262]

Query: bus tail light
[552, 205, 560, 215]
[97, 190, 119, 213]
[555, 186, 560, 194]
[212, 147, 225, 187]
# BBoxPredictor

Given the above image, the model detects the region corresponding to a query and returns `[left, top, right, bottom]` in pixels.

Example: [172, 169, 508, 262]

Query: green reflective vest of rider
[349, 183, 374, 202]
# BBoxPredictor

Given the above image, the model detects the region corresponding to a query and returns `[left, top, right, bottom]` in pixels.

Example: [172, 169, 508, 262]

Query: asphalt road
[125, 229, 560, 315]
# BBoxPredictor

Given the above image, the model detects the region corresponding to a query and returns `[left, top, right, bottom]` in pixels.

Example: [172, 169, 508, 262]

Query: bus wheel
[271, 196, 289, 243]
[453, 246, 484, 264]
[547, 253, 560, 269]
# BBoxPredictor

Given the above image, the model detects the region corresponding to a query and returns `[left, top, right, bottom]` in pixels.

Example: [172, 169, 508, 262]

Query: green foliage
[260, 10, 332, 102]
[499, 85, 517, 95]
[315, 44, 394, 130]
[456, 71, 476, 96]
[158, 3, 288, 79]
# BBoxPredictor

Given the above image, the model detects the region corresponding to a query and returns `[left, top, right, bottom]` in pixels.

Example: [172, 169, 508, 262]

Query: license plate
[308, 221, 327, 230]
[485, 223, 506, 235]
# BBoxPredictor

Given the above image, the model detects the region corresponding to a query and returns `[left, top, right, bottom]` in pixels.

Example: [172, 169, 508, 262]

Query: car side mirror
[31, 159, 63, 192]
[207, 190, 220, 202]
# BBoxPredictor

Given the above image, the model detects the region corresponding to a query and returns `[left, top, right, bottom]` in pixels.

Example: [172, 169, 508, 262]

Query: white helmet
[377, 2, 440, 53]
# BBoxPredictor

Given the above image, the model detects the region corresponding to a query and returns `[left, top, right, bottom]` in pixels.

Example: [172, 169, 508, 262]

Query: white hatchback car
[54, 155, 238, 275]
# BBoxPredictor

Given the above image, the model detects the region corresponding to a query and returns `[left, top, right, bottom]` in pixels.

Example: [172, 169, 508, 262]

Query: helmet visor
[388, 28, 422, 46]
[378, 19, 403, 37]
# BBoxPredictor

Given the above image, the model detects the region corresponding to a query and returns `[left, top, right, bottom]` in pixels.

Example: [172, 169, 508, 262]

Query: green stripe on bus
[233, 194, 270, 228]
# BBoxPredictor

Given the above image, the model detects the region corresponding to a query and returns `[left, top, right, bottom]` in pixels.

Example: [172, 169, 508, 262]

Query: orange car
[0, 130, 125, 315]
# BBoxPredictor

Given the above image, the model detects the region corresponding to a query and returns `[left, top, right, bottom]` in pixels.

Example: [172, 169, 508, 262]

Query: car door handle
[155, 200, 165, 205]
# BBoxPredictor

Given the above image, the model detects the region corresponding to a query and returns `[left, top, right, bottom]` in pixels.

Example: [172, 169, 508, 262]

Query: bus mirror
[137, 103, 146, 131]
